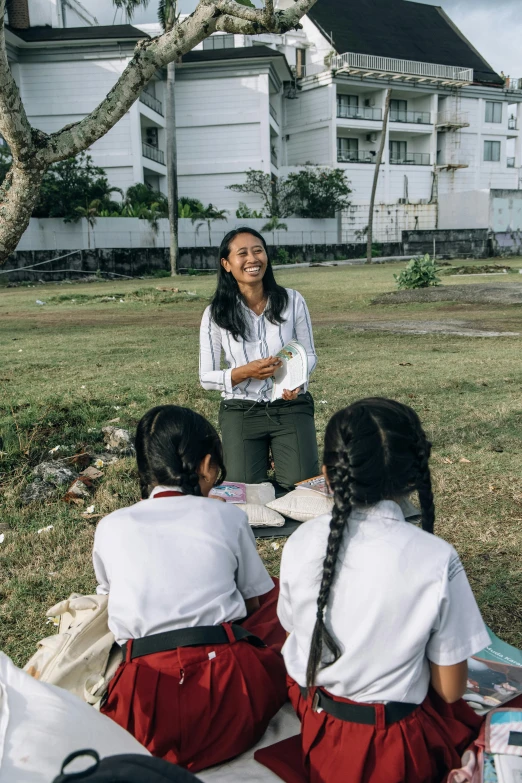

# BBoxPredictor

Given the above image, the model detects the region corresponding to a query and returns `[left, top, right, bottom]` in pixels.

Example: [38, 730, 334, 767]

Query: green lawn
[1, 260, 522, 665]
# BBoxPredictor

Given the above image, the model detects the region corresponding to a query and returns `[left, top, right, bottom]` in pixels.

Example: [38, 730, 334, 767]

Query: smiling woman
[199, 227, 319, 491]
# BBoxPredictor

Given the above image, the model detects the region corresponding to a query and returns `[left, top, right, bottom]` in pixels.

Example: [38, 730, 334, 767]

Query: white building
[4, 0, 522, 237]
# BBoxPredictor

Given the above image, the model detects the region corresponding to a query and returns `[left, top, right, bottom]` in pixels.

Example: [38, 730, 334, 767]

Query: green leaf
[235, 0, 255, 6]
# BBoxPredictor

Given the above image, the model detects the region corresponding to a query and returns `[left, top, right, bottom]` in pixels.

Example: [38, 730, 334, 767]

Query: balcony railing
[508, 117, 518, 130]
[331, 51, 473, 84]
[390, 110, 431, 125]
[436, 111, 470, 129]
[271, 149, 278, 167]
[505, 77, 522, 91]
[142, 142, 165, 165]
[337, 105, 382, 121]
[269, 104, 278, 122]
[337, 150, 376, 164]
[139, 91, 164, 116]
[507, 157, 516, 168]
[390, 153, 430, 166]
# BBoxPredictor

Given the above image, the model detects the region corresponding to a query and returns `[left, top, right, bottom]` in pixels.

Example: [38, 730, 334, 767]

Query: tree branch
[0, 0, 34, 160]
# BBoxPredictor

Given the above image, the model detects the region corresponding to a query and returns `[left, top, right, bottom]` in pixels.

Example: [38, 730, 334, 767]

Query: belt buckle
[312, 691, 320, 712]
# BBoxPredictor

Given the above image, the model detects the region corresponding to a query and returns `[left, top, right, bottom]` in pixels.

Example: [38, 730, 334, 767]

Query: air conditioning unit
[366, 133, 377, 143]
[364, 98, 376, 107]
[398, 198, 408, 204]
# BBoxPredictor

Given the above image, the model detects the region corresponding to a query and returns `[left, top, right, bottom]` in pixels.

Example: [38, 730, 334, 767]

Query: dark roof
[307, 0, 502, 86]
[7, 24, 149, 43]
[182, 46, 286, 64]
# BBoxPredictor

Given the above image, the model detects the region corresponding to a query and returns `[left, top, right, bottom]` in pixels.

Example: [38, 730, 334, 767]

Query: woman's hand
[282, 387, 302, 401]
[231, 357, 282, 386]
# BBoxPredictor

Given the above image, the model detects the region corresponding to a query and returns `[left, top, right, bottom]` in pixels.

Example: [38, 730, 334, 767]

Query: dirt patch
[373, 283, 522, 306]
[343, 319, 520, 337]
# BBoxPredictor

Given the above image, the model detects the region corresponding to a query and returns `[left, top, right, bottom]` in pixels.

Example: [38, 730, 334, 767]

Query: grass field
[1, 259, 522, 666]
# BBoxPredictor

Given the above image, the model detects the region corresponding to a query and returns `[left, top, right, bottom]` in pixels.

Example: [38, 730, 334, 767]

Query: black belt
[122, 624, 266, 661]
[299, 686, 418, 726]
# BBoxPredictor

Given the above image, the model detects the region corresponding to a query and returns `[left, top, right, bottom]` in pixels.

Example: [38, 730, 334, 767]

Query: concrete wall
[402, 229, 490, 259]
[340, 203, 437, 243]
[15, 217, 340, 252]
[489, 189, 522, 232]
[3, 241, 404, 282]
[438, 190, 490, 230]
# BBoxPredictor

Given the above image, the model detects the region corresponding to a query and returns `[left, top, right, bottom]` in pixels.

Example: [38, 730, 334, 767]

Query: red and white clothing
[255, 500, 490, 783]
[93, 487, 287, 772]
[93, 485, 274, 645]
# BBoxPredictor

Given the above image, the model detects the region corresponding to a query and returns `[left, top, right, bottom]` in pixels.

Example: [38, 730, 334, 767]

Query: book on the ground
[464, 628, 522, 714]
[295, 475, 332, 496]
[209, 482, 247, 503]
[271, 340, 308, 402]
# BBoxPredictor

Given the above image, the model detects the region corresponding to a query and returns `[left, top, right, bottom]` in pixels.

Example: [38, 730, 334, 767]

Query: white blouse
[199, 288, 317, 402]
[278, 500, 490, 704]
[93, 487, 274, 645]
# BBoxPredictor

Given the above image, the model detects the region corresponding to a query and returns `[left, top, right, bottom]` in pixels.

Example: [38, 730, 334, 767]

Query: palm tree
[111, 0, 179, 274]
[75, 199, 102, 248]
[191, 204, 228, 246]
[262, 216, 288, 232]
[159, 0, 180, 277]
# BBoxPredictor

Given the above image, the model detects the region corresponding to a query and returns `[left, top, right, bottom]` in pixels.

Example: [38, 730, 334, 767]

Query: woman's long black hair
[210, 227, 289, 341]
[135, 405, 226, 499]
[306, 397, 435, 689]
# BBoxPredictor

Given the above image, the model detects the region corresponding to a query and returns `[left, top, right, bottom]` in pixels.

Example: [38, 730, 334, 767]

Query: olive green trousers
[219, 392, 319, 491]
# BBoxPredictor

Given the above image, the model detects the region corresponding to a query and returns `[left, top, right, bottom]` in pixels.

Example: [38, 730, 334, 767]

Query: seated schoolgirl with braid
[256, 398, 490, 783]
[93, 405, 287, 773]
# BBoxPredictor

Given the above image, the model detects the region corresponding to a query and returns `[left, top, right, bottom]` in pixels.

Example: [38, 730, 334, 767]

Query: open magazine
[271, 340, 308, 402]
[209, 482, 246, 504]
[464, 627, 522, 714]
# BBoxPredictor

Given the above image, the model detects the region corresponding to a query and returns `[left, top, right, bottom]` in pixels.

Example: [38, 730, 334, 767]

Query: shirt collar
[349, 500, 406, 524]
[149, 485, 184, 498]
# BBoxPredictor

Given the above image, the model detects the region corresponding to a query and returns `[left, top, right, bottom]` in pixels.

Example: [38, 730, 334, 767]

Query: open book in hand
[271, 340, 308, 402]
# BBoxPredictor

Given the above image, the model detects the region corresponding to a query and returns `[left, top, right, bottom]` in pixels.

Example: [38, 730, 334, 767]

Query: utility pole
[366, 88, 391, 264]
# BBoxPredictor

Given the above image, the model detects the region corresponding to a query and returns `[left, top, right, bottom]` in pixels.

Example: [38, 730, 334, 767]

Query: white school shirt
[278, 500, 490, 704]
[199, 288, 317, 402]
[93, 486, 274, 645]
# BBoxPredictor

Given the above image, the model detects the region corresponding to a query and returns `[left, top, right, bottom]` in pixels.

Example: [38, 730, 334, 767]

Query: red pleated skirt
[101, 580, 287, 772]
[254, 676, 484, 783]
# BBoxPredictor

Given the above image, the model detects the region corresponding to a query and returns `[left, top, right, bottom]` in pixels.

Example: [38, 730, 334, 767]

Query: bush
[394, 254, 441, 290]
[275, 248, 290, 265]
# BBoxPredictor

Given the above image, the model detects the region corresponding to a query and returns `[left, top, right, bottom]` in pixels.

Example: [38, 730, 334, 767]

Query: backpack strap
[59, 749, 100, 779]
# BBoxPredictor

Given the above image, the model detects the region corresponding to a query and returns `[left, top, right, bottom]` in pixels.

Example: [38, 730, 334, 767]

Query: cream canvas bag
[24, 593, 122, 709]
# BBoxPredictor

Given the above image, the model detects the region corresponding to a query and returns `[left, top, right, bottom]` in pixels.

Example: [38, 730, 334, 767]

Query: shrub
[394, 254, 441, 290]
[275, 248, 290, 265]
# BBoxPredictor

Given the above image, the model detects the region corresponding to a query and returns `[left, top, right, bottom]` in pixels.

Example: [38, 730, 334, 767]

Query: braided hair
[306, 397, 434, 689]
[135, 405, 226, 499]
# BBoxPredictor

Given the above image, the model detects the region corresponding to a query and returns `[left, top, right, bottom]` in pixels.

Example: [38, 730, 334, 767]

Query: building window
[295, 48, 306, 79]
[337, 94, 358, 118]
[337, 137, 359, 161]
[485, 101, 502, 123]
[203, 34, 235, 50]
[390, 99, 407, 122]
[389, 140, 407, 163]
[484, 140, 501, 161]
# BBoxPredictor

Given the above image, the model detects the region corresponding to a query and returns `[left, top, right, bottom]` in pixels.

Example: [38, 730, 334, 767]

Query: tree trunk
[166, 59, 179, 276]
[0, 161, 44, 261]
[366, 88, 391, 264]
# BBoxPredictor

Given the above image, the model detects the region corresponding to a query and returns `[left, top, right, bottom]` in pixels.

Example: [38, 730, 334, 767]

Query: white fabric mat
[198, 703, 300, 783]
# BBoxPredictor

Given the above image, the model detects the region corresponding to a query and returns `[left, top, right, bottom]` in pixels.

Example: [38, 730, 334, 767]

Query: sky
[88, 0, 521, 77]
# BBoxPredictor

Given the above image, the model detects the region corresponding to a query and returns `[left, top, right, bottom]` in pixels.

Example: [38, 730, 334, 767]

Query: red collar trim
[153, 490, 185, 498]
